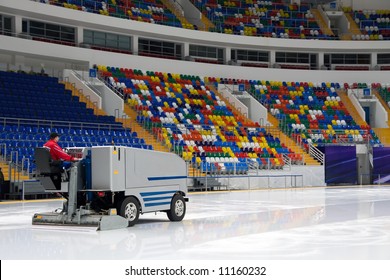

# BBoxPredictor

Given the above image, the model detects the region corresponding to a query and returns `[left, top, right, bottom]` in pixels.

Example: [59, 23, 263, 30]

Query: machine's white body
[90, 146, 188, 214]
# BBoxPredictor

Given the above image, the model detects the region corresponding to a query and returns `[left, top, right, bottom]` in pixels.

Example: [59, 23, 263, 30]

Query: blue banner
[325, 146, 357, 185]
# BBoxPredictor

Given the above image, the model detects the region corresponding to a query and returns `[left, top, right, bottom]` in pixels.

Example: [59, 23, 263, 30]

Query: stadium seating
[349, 9, 390, 40]
[98, 65, 304, 173]
[219, 78, 381, 149]
[335, 65, 370, 71]
[0, 71, 118, 124]
[0, 71, 151, 173]
[376, 85, 390, 105]
[45, 0, 188, 28]
[191, 0, 334, 39]
[40, 0, 338, 40]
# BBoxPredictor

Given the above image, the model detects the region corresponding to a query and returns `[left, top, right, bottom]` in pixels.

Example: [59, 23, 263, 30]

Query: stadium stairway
[64, 81, 165, 150]
[372, 89, 390, 145]
[121, 104, 170, 153]
[311, 8, 335, 36]
[336, 89, 368, 126]
[199, 12, 215, 31]
[0, 161, 29, 181]
[210, 82, 311, 165]
[374, 127, 390, 146]
[267, 114, 321, 166]
[207, 82, 318, 165]
[160, 0, 194, 29]
[178, 83, 245, 177]
[120, 104, 201, 177]
[63, 82, 107, 116]
[206, 83, 253, 124]
[342, 13, 362, 37]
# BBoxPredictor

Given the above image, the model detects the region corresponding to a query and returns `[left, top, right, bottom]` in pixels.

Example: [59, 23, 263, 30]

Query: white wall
[327, 12, 350, 35]
[2, 35, 390, 86]
[91, 81, 124, 118]
[64, 69, 124, 117]
[339, 0, 390, 10]
[64, 70, 102, 109]
[176, 0, 202, 27]
[373, 101, 388, 128]
[239, 93, 268, 125]
[348, 89, 388, 128]
[348, 91, 366, 120]
[217, 84, 249, 117]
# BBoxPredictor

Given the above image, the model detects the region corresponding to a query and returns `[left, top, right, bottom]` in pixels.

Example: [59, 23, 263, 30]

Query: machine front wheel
[119, 196, 140, 227]
[167, 194, 186, 222]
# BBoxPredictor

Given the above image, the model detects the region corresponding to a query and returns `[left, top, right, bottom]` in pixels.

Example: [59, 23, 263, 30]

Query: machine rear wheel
[167, 194, 186, 221]
[119, 197, 140, 227]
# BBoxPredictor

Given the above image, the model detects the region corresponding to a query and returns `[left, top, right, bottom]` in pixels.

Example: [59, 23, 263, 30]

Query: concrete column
[270, 50, 276, 66]
[76, 26, 83, 46]
[132, 35, 138, 55]
[318, 52, 324, 69]
[11, 54, 25, 71]
[183, 42, 189, 57]
[14, 15, 23, 34]
[371, 53, 377, 69]
[225, 46, 231, 64]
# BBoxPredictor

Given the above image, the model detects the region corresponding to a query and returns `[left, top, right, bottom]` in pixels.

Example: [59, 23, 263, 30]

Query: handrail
[218, 84, 249, 118]
[0, 116, 124, 131]
[282, 153, 292, 169]
[10, 150, 18, 167]
[308, 142, 324, 164]
[96, 72, 124, 99]
[71, 70, 130, 129]
[21, 157, 31, 176]
[349, 88, 376, 100]
[188, 169, 304, 189]
[72, 70, 107, 97]
[0, 143, 7, 161]
[8, 150, 23, 183]
[168, 0, 185, 17]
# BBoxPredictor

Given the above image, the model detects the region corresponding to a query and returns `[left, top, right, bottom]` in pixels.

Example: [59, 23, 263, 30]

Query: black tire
[119, 196, 140, 227]
[167, 194, 186, 221]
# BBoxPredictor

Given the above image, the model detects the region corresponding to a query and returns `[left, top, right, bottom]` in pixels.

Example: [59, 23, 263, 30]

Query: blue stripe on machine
[140, 190, 178, 197]
[147, 176, 187, 181]
[145, 201, 171, 207]
[143, 196, 173, 202]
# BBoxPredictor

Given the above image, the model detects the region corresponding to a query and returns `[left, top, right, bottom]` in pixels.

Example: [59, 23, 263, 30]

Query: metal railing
[96, 72, 124, 99]
[187, 157, 287, 177]
[0, 143, 7, 162]
[7, 151, 22, 184]
[282, 153, 293, 168]
[2, 143, 32, 181]
[0, 116, 125, 132]
[308, 143, 324, 164]
[188, 170, 305, 191]
[69, 71, 136, 132]
[168, 0, 185, 17]
[218, 84, 246, 118]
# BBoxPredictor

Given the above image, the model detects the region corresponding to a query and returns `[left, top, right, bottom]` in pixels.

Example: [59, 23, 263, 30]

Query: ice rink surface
[1, 186, 390, 260]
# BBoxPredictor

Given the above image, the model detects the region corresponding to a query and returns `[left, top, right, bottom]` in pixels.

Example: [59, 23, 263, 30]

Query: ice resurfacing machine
[32, 146, 188, 230]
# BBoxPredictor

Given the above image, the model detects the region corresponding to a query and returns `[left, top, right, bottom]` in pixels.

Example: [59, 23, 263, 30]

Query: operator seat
[34, 147, 65, 191]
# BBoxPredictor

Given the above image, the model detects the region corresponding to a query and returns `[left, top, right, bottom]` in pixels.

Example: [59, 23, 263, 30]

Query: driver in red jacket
[43, 133, 80, 166]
